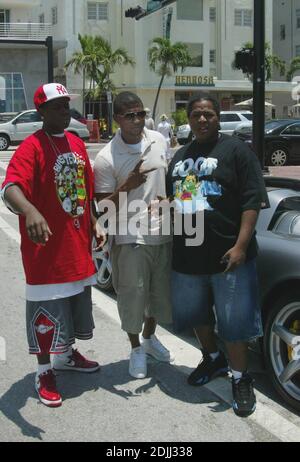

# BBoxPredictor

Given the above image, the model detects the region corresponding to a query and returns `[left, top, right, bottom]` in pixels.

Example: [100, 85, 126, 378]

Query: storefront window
[0, 73, 27, 113]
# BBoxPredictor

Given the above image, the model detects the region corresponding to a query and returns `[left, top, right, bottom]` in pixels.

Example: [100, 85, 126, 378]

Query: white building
[272, 0, 300, 116]
[0, 0, 68, 111]
[0, 0, 296, 119]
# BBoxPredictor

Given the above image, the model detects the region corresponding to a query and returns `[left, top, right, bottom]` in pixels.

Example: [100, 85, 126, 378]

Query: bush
[172, 108, 188, 128]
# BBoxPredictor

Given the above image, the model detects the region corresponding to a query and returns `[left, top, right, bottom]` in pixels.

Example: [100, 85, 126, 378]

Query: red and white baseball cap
[34, 83, 79, 109]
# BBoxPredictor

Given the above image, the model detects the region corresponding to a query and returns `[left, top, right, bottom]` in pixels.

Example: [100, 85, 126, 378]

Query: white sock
[55, 346, 73, 361]
[232, 369, 243, 382]
[37, 363, 51, 376]
[209, 351, 220, 361]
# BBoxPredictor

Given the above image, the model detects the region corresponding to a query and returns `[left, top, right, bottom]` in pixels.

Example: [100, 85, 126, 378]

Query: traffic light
[234, 48, 255, 74]
[125, 6, 145, 18]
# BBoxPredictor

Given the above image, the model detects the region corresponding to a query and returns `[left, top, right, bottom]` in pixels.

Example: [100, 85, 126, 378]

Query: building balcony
[0, 23, 53, 42]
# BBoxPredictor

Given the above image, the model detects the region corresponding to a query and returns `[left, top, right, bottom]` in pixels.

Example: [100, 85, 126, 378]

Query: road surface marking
[92, 288, 300, 442]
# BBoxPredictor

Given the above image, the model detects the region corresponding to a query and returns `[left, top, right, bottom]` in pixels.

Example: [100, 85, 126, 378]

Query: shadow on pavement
[0, 373, 45, 440]
[0, 359, 230, 441]
[96, 289, 300, 417]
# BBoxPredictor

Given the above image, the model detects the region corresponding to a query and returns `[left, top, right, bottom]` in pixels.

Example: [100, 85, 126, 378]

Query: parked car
[176, 111, 253, 145]
[234, 119, 300, 166]
[70, 108, 87, 125]
[0, 109, 90, 150]
[219, 110, 252, 135]
[93, 177, 300, 411]
[93, 243, 113, 291]
[257, 176, 300, 411]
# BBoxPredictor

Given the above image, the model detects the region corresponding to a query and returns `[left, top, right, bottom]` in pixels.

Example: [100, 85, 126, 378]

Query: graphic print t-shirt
[166, 134, 266, 275]
[2, 130, 96, 285]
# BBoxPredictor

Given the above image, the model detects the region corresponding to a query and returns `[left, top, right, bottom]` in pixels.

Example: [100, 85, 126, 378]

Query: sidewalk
[269, 166, 300, 180]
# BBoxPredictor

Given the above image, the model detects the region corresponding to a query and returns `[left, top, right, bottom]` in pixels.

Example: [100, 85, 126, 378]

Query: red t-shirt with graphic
[2, 130, 96, 285]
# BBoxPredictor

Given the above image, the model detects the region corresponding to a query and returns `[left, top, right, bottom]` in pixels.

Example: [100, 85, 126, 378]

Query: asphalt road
[1, 146, 300, 443]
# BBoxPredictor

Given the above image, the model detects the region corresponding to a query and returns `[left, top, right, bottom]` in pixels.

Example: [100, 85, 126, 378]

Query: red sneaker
[53, 349, 101, 373]
[35, 370, 62, 407]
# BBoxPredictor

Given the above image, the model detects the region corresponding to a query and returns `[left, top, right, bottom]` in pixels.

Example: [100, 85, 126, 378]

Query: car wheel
[267, 145, 289, 166]
[93, 245, 113, 291]
[0, 134, 10, 151]
[263, 291, 300, 411]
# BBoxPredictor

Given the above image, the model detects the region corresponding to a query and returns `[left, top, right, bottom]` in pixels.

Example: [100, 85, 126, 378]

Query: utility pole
[46, 36, 54, 83]
[253, 0, 266, 169]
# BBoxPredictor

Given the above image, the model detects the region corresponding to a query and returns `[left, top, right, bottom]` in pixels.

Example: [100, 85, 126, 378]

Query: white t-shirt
[94, 128, 172, 246]
[157, 121, 172, 141]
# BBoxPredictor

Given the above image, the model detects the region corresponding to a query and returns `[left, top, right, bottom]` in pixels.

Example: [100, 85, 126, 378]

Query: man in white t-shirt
[157, 115, 172, 145]
[94, 92, 174, 379]
[157, 114, 173, 162]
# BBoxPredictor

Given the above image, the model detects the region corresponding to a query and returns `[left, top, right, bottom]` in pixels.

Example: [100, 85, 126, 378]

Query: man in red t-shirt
[1, 83, 105, 408]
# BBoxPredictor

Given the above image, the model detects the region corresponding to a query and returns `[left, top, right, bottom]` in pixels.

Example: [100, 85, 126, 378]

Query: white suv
[176, 111, 253, 145]
[220, 111, 252, 135]
[0, 109, 90, 150]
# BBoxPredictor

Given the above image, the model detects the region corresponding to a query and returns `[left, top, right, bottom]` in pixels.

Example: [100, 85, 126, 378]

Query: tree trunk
[82, 68, 86, 116]
[152, 74, 165, 123]
[88, 78, 92, 115]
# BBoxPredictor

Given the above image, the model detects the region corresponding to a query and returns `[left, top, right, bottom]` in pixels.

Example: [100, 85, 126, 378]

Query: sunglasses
[117, 110, 147, 121]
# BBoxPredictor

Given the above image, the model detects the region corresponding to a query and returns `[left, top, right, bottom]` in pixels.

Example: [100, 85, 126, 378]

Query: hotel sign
[175, 75, 215, 87]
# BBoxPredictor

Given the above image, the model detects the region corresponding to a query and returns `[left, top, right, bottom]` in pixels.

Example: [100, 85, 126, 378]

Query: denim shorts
[171, 259, 263, 342]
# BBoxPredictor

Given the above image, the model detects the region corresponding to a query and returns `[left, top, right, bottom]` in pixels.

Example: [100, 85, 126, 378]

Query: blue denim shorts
[171, 259, 263, 342]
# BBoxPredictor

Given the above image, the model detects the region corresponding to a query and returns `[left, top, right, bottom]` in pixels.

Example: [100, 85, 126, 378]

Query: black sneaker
[232, 372, 256, 418]
[187, 350, 229, 386]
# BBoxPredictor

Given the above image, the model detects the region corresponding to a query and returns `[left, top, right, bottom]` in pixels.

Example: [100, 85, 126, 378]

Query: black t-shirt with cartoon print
[166, 133, 266, 275]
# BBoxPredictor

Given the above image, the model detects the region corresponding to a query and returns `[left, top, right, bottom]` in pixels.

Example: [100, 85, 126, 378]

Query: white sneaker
[129, 346, 147, 379]
[141, 335, 174, 363]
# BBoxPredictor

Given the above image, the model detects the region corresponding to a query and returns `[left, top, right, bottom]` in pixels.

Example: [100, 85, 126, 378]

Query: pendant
[74, 218, 81, 230]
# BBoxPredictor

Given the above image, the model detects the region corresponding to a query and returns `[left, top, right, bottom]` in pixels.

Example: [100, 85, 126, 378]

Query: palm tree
[65, 34, 102, 115]
[93, 36, 135, 86]
[232, 42, 285, 81]
[65, 35, 135, 116]
[90, 36, 135, 130]
[286, 57, 300, 81]
[148, 37, 191, 121]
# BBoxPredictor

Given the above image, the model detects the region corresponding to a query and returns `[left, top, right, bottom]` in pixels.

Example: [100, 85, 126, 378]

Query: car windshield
[0, 112, 20, 123]
[269, 196, 300, 236]
[242, 113, 253, 120]
[265, 120, 286, 132]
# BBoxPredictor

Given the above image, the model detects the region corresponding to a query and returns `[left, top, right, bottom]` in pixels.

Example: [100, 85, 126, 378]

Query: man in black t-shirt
[166, 93, 266, 418]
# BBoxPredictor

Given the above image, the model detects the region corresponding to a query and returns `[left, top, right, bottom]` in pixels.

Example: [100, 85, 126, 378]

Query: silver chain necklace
[45, 131, 72, 157]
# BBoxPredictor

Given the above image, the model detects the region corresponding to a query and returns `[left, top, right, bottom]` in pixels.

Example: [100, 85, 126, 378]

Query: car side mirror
[11, 119, 18, 125]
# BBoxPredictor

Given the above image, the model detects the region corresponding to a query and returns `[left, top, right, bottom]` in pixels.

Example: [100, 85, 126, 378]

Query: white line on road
[0, 158, 300, 442]
[0, 161, 8, 171]
[92, 289, 300, 442]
